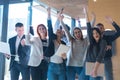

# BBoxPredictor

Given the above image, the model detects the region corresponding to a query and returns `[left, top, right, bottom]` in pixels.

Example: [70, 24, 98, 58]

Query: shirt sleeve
[96, 40, 106, 63]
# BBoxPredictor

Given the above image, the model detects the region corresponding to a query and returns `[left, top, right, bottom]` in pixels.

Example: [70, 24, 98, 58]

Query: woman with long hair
[84, 8, 107, 80]
[60, 12, 88, 80]
[45, 7, 67, 80]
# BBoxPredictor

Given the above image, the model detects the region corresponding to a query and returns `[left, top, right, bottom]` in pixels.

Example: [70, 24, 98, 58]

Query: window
[0, 5, 3, 41]
[76, 18, 87, 37]
[7, 3, 30, 40]
[5, 3, 30, 80]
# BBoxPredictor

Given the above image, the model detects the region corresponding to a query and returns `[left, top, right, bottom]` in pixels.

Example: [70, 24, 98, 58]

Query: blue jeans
[30, 60, 48, 80]
[10, 61, 30, 80]
[47, 62, 66, 80]
[89, 76, 102, 80]
[104, 58, 113, 80]
[83, 58, 113, 80]
[79, 64, 103, 80]
[79, 67, 89, 80]
[66, 66, 83, 80]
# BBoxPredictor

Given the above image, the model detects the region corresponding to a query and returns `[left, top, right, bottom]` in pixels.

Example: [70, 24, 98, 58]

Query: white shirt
[15, 35, 23, 61]
[50, 42, 63, 64]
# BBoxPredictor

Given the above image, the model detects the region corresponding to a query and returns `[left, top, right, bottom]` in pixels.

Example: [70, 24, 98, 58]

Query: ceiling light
[93, 0, 97, 2]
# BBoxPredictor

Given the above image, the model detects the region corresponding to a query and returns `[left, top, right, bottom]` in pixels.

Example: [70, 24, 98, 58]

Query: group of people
[5, 7, 120, 80]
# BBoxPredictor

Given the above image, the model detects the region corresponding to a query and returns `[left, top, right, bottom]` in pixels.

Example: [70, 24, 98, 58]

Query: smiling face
[37, 24, 47, 38]
[73, 28, 83, 40]
[38, 25, 47, 35]
[92, 29, 100, 42]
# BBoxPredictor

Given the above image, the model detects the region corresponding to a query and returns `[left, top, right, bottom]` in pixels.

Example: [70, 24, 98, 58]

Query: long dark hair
[91, 28, 101, 44]
[89, 28, 102, 53]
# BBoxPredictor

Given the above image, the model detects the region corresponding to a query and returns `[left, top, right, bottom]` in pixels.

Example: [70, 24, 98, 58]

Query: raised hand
[91, 12, 96, 19]
[57, 8, 64, 20]
[90, 12, 96, 27]
[84, 6, 89, 22]
[47, 7, 51, 17]
[29, 26, 34, 35]
[57, 8, 64, 14]
[105, 16, 114, 24]
[76, 17, 80, 22]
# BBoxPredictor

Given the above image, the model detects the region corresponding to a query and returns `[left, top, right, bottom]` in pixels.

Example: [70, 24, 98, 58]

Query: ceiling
[34, 0, 88, 19]
[0, 0, 30, 4]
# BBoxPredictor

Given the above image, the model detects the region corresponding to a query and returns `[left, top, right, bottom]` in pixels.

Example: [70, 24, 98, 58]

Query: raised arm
[76, 17, 82, 29]
[25, 27, 34, 45]
[60, 14, 73, 41]
[78, 20, 82, 29]
[45, 7, 55, 57]
[47, 7, 56, 40]
[105, 16, 120, 32]
[84, 7, 93, 44]
[90, 12, 96, 27]
[53, 9, 63, 33]
[105, 16, 120, 42]
[54, 8, 64, 32]
[25, 34, 33, 45]
[54, 18, 60, 33]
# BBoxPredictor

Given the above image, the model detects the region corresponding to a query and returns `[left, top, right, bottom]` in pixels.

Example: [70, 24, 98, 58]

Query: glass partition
[0, 5, 3, 41]
[7, 3, 30, 39]
[5, 3, 30, 80]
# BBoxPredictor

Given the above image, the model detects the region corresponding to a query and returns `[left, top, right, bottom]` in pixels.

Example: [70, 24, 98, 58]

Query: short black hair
[15, 22, 23, 28]
[96, 23, 104, 28]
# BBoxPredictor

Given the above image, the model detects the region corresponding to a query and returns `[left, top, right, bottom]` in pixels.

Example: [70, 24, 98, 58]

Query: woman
[45, 7, 67, 80]
[60, 13, 88, 80]
[85, 8, 107, 80]
[25, 24, 49, 80]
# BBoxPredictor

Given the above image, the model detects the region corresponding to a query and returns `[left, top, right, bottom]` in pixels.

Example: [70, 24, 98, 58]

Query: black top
[86, 22, 107, 63]
[9, 35, 31, 69]
[102, 22, 120, 59]
[41, 39, 48, 56]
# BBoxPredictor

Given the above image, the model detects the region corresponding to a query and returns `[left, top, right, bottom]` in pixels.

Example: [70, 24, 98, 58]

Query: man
[96, 17, 120, 80]
[8, 22, 31, 80]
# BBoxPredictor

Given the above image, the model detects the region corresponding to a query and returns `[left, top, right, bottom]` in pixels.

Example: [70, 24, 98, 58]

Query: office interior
[0, 0, 120, 80]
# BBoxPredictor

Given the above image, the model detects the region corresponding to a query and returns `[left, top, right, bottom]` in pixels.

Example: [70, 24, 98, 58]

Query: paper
[85, 62, 104, 77]
[0, 41, 10, 55]
[55, 44, 70, 57]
